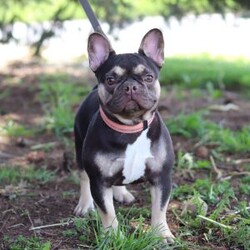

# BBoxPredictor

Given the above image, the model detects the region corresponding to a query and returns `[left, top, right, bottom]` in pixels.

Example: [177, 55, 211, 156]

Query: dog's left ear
[139, 29, 164, 67]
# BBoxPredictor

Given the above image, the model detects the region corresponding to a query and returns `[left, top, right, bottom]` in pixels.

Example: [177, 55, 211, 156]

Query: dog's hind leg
[74, 170, 95, 216]
[112, 186, 135, 204]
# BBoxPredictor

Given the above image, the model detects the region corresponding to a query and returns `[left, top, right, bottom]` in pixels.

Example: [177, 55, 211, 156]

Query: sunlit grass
[0, 120, 36, 137]
[161, 55, 250, 89]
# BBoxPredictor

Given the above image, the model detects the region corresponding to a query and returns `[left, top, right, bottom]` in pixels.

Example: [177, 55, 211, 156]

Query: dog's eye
[106, 76, 115, 85]
[144, 74, 153, 82]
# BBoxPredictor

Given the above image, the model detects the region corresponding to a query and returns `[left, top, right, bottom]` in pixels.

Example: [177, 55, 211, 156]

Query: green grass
[172, 177, 250, 249]
[210, 126, 250, 153]
[161, 56, 250, 89]
[0, 120, 36, 137]
[37, 75, 90, 136]
[167, 111, 250, 154]
[167, 111, 217, 138]
[0, 165, 55, 185]
[7, 217, 169, 250]
[60, 212, 170, 249]
[6, 235, 50, 250]
[239, 176, 250, 195]
[2, 55, 250, 249]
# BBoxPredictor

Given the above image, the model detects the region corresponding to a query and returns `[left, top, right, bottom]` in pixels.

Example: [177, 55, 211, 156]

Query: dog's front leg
[74, 170, 95, 216]
[90, 181, 118, 231]
[150, 183, 175, 243]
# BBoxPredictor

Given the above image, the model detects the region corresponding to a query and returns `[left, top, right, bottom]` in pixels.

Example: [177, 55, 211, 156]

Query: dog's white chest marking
[122, 129, 153, 184]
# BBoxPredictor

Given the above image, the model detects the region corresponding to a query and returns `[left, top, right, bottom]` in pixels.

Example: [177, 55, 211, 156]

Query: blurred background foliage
[1, 0, 250, 56]
[1, 0, 250, 25]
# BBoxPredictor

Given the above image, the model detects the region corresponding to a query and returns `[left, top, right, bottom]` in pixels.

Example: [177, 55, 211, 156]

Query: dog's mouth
[107, 96, 156, 118]
[123, 100, 140, 113]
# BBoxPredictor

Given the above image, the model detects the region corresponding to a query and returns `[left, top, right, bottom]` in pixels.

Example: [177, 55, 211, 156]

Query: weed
[172, 184, 193, 199]
[210, 126, 250, 153]
[167, 112, 213, 138]
[240, 176, 250, 199]
[0, 120, 36, 137]
[205, 81, 223, 99]
[173, 174, 250, 249]
[94, 219, 168, 250]
[176, 151, 194, 170]
[0, 165, 55, 185]
[62, 211, 173, 249]
[8, 235, 50, 250]
[194, 159, 211, 169]
[38, 79, 90, 136]
[62, 229, 78, 237]
[117, 205, 151, 220]
[237, 201, 250, 218]
[43, 102, 74, 135]
[223, 221, 250, 249]
[167, 112, 250, 154]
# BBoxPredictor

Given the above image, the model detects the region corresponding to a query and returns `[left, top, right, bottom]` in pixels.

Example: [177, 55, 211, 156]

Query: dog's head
[88, 29, 164, 124]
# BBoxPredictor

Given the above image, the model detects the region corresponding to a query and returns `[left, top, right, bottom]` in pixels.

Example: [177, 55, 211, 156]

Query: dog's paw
[164, 232, 175, 244]
[162, 230, 175, 244]
[112, 186, 135, 204]
[74, 199, 95, 216]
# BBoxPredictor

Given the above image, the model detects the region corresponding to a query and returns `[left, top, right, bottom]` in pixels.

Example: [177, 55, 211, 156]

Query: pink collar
[99, 107, 155, 134]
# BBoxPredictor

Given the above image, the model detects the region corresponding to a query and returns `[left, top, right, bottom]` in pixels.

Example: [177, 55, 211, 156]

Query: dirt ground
[0, 61, 249, 249]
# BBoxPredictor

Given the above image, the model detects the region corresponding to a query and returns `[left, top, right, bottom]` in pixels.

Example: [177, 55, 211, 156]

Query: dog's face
[88, 29, 164, 124]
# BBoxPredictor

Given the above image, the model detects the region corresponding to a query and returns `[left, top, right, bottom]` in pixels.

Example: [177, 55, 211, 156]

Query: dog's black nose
[124, 84, 138, 94]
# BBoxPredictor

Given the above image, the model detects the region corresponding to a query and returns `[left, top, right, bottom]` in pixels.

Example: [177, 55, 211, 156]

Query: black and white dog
[74, 28, 175, 242]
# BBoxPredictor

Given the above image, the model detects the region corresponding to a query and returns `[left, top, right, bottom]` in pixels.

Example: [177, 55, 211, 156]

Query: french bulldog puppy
[74, 28, 175, 242]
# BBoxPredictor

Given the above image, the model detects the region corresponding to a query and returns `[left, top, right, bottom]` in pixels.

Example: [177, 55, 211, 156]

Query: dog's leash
[79, 0, 106, 37]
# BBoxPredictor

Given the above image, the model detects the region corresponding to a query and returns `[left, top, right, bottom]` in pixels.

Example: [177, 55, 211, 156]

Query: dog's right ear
[88, 33, 115, 72]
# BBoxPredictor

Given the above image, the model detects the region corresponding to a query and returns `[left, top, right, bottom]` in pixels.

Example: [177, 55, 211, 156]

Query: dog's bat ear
[88, 33, 115, 72]
[138, 28, 164, 67]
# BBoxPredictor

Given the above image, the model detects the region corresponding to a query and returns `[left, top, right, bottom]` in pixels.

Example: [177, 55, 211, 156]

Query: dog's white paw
[112, 186, 135, 204]
[157, 227, 175, 244]
[74, 198, 95, 216]
[162, 231, 175, 244]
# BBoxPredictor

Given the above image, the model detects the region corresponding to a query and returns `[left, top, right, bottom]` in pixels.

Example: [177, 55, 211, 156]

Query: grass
[1, 55, 250, 249]
[167, 92, 250, 249]
[37, 76, 90, 136]
[167, 111, 250, 154]
[0, 120, 36, 137]
[172, 177, 250, 249]
[0, 165, 55, 185]
[6, 236, 51, 250]
[210, 126, 250, 153]
[6, 194, 249, 249]
[161, 55, 250, 89]
[6, 212, 170, 250]
[167, 111, 216, 138]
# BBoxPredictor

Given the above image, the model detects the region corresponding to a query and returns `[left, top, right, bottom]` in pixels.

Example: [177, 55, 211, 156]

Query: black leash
[78, 0, 106, 36]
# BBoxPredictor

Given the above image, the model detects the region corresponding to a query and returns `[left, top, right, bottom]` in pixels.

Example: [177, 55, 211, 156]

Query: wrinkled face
[87, 28, 164, 123]
[96, 53, 161, 120]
